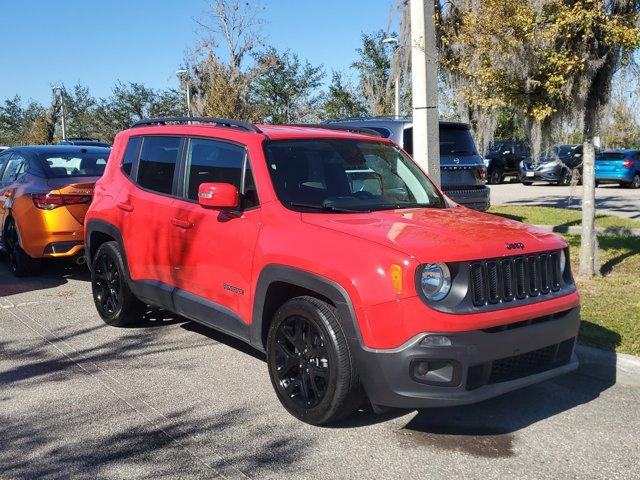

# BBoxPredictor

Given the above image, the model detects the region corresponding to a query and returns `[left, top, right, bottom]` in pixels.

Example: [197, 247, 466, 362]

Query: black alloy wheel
[6, 220, 40, 277]
[272, 315, 330, 409]
[488, 168, 503, 185]
[93, 251, 122, 317]
[631, 173, 640, 189]
[91, 241, 144, 326]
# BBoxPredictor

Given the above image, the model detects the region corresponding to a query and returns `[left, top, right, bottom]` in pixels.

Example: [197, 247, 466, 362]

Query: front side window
[38, 152, 108, 178]
[136, 136, 181, 194]
[263, 139, 445, 212]
[184, 138, 257, 207]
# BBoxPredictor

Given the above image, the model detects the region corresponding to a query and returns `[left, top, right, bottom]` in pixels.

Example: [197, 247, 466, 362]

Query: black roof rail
[284, 123, 384, 138]
[325, 115, 409, 123]
[130, 117, 263, 134]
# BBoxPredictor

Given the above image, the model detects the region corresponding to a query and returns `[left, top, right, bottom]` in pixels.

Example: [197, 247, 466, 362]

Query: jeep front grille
[470, 251, 562, 307]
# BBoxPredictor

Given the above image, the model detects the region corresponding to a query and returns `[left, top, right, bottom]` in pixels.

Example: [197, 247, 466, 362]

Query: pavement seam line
[4, 305, 253, 480]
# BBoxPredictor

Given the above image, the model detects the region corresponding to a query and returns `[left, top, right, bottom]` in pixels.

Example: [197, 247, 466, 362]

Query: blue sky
[1, 0, 398, 104]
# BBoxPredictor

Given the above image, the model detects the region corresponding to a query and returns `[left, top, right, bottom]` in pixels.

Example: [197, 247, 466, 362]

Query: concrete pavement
[1, 260, 639, 479]
[489, 182, 640, 219]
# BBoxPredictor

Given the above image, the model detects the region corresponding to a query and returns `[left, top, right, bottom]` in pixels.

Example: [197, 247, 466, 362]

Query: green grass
[488, 205, 640, 230]
[564, 235, 640, 356]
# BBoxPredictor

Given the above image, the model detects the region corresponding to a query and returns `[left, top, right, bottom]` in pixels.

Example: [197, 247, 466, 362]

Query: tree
[63, 84, 99, 138]
[252, 48, 324, 123]
[189, 0, 271, 120]
[0, 96, 52, 146]
[320, 72, 367, 120]
[352, 30, 396, 116]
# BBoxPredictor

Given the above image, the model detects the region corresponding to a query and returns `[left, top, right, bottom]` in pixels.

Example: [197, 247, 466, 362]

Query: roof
[257, 124, 388, 141]
[124, 123, 391, 142]
[6, 145, 111, 155]
[599, 149, 639, 154]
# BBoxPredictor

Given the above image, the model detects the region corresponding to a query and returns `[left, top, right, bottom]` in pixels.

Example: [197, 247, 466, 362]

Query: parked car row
[486, 140, 640, 188]
[1, 117, 580, 425]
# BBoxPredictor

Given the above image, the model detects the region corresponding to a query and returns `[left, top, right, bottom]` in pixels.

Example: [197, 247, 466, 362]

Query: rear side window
[184, 138, 257, 207]
[137, 136, 181, 195]
[597, 152, 627, 160]
[1, 155, 26, 185]
[122, 137, 140, 177]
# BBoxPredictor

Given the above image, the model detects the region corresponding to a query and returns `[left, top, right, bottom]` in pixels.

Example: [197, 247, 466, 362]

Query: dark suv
[326, 118, 490, 211]
[484, 140, 530, 184]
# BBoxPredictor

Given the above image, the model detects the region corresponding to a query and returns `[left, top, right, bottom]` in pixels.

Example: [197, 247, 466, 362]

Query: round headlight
[559, 249, 567, 273]
[419, 263, 452, 301]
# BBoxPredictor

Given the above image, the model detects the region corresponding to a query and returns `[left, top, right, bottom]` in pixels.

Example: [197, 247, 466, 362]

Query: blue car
[595, 150, 640, 188]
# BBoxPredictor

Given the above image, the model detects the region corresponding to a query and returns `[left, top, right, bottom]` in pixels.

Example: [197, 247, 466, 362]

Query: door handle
[117, 203, 134, 212]
[171, 218, 193, 229]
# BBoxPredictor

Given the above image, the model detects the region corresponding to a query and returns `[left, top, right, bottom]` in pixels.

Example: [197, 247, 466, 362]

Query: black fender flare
[249, 264, 363, 352]
[85, 219, 130, 277]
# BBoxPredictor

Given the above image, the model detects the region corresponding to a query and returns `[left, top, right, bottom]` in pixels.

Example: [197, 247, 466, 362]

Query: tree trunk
[578, 135, 600, 277]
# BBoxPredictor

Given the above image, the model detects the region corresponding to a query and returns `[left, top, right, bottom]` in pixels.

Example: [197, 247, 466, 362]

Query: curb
[533, 224, 640, 237]
[576, 344, 640, 386]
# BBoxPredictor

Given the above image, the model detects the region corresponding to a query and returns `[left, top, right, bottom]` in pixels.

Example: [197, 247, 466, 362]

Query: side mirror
[198, 182, 239, 209]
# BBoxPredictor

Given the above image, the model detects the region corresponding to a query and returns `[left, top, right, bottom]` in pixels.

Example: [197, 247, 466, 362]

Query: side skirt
[130, 279, 250, 344]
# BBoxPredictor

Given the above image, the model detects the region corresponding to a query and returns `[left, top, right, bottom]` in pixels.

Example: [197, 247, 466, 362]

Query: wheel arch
[85, 219, 130, 278]
[250, 265, 362, 352]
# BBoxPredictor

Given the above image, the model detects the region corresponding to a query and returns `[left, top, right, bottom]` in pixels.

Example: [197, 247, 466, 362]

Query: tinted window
[185, 138, 246, 199]
[137, 136, 181, 194]
[439, 126, 477, 156]
[38, 151, 108, 178]
[402, 125, 478, 156]
[264, 139, 444, 212]
[367, 127, 391, 138]
[1, 155, 26, 185]
[0, 153, 10, 178]
[122, 137, 140, 176]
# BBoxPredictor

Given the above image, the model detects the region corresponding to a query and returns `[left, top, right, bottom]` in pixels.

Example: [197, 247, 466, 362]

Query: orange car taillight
[32, 193, 92, 210]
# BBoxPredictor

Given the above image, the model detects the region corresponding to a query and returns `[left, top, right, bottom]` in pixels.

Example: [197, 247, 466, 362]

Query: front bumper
[520, 165, 561, 182]
[443, 186, 490, 211]
[353, 307, 580, 409]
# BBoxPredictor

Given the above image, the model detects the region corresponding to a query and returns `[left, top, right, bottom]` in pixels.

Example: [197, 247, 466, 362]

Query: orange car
[0, 145, 110, 276]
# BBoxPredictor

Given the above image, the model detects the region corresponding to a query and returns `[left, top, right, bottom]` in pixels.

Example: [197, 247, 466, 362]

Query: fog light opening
[411, 359, 458, 386]
[420, 335, 452, 347]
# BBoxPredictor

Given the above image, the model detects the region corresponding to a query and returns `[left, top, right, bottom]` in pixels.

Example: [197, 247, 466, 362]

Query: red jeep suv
[85, 117, 580, 425]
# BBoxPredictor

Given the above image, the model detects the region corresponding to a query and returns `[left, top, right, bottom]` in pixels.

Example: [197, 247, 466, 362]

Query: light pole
[52, 86, 66, 140]
[410, 0, 441, 186]
[175, 69, 192, 116]
[382, 37, 401, 117]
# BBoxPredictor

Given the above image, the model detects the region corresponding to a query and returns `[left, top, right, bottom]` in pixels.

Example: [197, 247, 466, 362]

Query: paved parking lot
[490, 182, 640, 219]
[1, 259, 639, 479]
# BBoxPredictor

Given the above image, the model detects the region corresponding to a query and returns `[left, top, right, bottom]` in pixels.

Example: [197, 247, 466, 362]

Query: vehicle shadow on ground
[0, 255, 89, 297]
[502, 193, 640, 220]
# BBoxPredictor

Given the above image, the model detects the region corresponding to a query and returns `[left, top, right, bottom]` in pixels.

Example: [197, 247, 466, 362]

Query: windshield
[554, 145, 579, 157]
[38, 151, 109, 178]
[263, 139, 446, 212]
[488, 141, 508, 152]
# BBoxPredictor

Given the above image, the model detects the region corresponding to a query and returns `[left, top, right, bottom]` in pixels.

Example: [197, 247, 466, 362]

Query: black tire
[557, 169, 572, 186]
[5, 219, 40, 277]
[267, 296, 362, 425]
[488, 168, 503, 185]
[522, 181, 533, 186]
[628, 173, 640, 189]
[595, 181, 600, 188]
[91, 241, 145, 326]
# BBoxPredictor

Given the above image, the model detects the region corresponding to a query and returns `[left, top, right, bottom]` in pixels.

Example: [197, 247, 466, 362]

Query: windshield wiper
[288, 201, 369, 213]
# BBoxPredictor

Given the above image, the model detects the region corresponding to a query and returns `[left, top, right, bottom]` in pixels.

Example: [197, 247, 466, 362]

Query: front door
[169, 137, 261, 323]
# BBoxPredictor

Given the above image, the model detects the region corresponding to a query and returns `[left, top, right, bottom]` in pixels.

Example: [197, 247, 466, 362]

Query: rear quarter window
[122, 137, 141, 177]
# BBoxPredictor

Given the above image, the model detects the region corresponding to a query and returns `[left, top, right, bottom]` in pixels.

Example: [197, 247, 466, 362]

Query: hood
[302, 207, 565, 263]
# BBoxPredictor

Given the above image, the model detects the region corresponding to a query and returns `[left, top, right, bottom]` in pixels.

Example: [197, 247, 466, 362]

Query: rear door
[119, 135, 183, 285]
